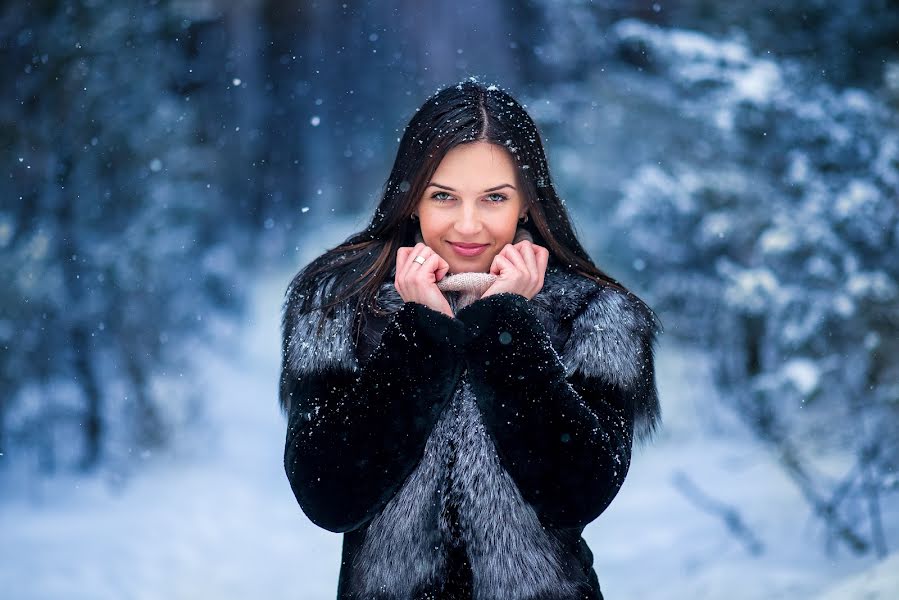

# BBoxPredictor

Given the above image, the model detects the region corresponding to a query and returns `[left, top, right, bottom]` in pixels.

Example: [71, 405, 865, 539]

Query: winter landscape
[3, 1, 897, 598]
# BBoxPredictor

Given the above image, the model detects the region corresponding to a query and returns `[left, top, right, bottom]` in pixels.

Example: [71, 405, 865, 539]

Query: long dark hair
[285, 78, 633, 345]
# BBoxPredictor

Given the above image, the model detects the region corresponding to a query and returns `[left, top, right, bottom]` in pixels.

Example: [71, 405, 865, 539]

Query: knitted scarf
[435, 271, 496, 311]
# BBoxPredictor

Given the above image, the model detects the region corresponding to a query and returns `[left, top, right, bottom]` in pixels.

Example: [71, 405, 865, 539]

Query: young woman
[279, 79, 663, 600]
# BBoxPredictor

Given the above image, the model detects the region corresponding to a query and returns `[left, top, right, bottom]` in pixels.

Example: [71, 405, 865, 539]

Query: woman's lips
[449, 242, 489, 257]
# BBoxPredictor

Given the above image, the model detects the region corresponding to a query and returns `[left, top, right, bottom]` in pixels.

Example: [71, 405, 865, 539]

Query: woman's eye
[430, 192, 507, 202]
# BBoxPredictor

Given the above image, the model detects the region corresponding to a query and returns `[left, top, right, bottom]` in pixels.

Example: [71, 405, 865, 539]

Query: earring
[411, 213, 418, 221]
[519, 213, 529, 223]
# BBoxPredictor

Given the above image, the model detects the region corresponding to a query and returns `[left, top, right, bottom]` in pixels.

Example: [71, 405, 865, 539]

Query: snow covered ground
[1, 266, 896, 600]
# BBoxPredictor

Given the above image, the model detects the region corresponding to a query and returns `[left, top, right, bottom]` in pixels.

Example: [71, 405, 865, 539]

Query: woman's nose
[454, 206, 483, 236]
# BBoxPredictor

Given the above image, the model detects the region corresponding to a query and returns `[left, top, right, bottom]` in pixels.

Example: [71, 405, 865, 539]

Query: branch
[670, 470, 765, 555]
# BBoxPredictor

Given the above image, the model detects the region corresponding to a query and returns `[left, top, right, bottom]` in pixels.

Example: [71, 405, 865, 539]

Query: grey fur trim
[561, 285, 664, 446]
[350, 376, 587, 599]
[284, 277, 359, 380]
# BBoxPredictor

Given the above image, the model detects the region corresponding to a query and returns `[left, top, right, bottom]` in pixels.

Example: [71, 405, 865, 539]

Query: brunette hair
[285, 78, 633, 352]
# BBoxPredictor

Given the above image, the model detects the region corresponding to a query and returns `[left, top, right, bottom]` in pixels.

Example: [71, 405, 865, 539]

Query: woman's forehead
[429, 144, 517, 188]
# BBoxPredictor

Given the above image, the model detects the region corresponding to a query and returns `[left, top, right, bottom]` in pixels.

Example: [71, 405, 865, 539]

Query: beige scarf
[414, 226, 534, 311]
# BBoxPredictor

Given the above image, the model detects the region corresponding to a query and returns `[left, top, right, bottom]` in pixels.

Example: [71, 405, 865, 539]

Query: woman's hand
[395, 243, 454, 318]
[482, 240, 549, 300]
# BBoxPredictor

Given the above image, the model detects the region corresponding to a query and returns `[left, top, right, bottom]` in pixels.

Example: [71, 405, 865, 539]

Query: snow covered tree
[1, 0, 243, 475]
[605, 20, 898, 557]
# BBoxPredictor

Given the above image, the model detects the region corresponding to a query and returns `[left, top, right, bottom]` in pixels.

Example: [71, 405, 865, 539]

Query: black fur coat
[279, 263, 662, 600]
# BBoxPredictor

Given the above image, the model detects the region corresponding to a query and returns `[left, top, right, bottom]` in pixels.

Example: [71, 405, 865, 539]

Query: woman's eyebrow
[428, 182, 516, 192]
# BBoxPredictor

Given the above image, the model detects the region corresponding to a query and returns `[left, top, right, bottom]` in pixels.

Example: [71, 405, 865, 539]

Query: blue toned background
[2, 1, 898, 598]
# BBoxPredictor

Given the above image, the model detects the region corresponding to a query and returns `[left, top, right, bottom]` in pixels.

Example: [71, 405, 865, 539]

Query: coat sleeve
[455, 288, 661, 529]
[281, 292, 466, 533]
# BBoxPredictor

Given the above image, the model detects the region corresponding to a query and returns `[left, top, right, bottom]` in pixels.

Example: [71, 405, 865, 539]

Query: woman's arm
[456, 288, 660, 529]
[281, 291, 466, 533]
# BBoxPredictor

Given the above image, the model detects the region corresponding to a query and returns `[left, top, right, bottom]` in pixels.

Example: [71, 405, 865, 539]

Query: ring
[413, 255, 426, 265]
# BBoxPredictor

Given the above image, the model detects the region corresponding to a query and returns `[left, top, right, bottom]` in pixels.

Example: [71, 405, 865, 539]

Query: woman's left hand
[482, 240, 549, 300]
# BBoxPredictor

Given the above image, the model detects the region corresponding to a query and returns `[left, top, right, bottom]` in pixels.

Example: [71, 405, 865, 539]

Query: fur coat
[280, 258, 662, 600]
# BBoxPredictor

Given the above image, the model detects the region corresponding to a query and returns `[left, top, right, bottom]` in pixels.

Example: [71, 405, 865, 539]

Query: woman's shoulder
[534, 266, 658, 331]
[534, 267, 661, 330]
[532, 266, 602, 322]
[282, 269, 359, 377]
[537, 266, 662, 379]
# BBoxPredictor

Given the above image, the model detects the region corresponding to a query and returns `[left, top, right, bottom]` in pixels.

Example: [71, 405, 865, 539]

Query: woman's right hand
[395, 243, 454, 318]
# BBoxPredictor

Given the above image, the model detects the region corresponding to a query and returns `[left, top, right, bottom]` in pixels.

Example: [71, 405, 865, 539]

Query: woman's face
[413, 141, 528, 274]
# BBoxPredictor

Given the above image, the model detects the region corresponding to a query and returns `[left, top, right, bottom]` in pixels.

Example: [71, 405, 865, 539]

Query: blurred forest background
[2, 0, 898, 597]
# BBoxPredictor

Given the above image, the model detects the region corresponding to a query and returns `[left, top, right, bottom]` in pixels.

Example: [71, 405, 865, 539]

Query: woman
[279, 79, 663, 600]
